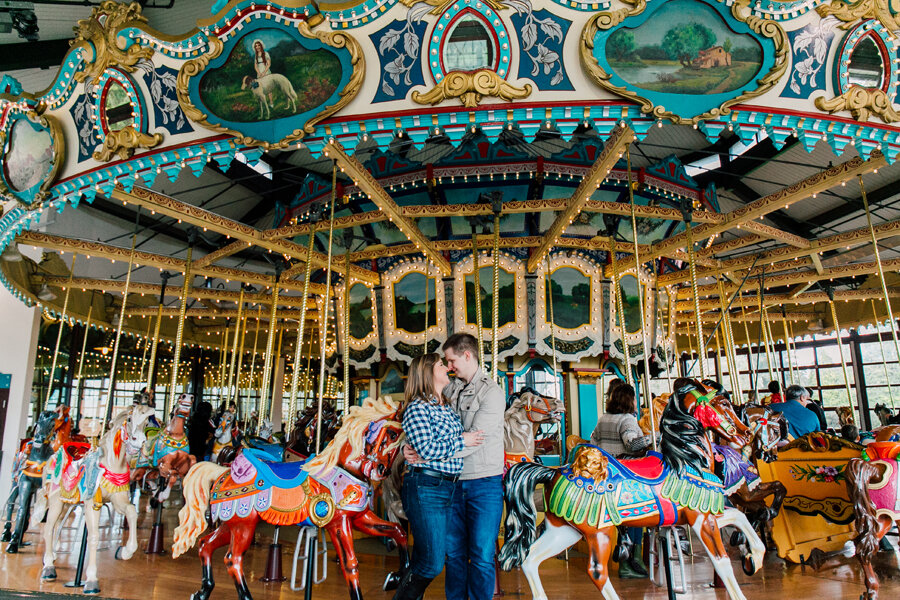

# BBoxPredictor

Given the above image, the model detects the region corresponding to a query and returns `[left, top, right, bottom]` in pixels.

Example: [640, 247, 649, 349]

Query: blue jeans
[445, 476, 504, 600]
[401, 470, 456, 579]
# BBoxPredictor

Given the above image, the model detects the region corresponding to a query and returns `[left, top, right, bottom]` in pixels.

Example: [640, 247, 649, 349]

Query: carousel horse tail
[172, 462, 227, 559]
[846, 458, 882, 561]
[498, 461, 556, 571]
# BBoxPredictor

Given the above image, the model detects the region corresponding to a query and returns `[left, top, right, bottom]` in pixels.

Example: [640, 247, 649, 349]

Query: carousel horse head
[837, 406, 855, 427]
[303, 396, 403, 481]
[125, 404, 157, 459]
[874, 403, 892, 427]
[638, 392, 670, 435]
[257, 418, 273, 441]
[53, 404, 71, 430]
[173, 393, 193, 418]
[696, 379, 752, 447]
[507, 387, 566, 424]
[32, 410, 58, 447]
[132, 391, 153, 407]
[741, 403, 786, 463]
[662, 379, 748, 474]
[215, 410, 235, 443]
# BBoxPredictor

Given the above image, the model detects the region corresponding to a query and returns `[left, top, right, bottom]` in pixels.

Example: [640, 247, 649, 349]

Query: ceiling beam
[740, 221, 809, 248]
[125, 307, 314, 319]
[674, 286, 900, 311]
[615, 151, 887, 274]
[193, 240, 246, 268]
[527, 125, 636, 272]
[697, 234, 765, 257]
[324, 140, 452, 276]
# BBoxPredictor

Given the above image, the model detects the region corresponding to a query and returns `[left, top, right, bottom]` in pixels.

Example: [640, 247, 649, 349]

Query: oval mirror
[443, 13, 496, 72]
[847, 36, 884, 89]
[103, 81, 134, 132]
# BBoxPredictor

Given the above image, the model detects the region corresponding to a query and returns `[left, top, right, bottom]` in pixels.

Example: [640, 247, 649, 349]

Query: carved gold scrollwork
[92, 126, 164, 162]
[816, 0, 900, 31]
[815, 87, 900, 122]
[71, 1, 155, 84]
[411, 70, 532, 108]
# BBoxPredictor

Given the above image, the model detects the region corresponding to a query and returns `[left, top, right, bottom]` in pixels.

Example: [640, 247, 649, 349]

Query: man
[406, 333, 505, 599]
[442, 333, 505, 600]
[769, 384, 820, 439]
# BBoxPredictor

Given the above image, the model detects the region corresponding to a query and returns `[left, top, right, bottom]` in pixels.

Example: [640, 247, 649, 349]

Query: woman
[393, 353, 483, 600]
[590, 382, 651, 579]
[252, 39, 271, 79]
[187, 401, 215, 462]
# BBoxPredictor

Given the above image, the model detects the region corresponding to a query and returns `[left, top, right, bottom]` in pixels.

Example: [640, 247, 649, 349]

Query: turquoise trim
[428, 2, 512, 82]
[94, 68, 146, 135]
[589, 0, 780, 121]
[0, 112, 59, 204]
[578, 381, 598, 440]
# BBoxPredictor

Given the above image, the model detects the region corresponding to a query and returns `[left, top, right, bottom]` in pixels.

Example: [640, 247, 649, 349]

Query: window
[443, 14, 495, 72]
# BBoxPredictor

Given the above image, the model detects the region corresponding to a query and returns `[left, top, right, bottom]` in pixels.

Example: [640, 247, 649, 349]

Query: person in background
[393, 353, 484, 600]
[187, 401, 214, 461]
[805, 390, 828, 431]
[590, 383, 651, 579]
[769, 384, 820, 439]
[766, 380, 783, 404]
[840, 424, 860, 443]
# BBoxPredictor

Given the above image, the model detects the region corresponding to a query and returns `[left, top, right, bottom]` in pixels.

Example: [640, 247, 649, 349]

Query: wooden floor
[1, 500, 898, 599]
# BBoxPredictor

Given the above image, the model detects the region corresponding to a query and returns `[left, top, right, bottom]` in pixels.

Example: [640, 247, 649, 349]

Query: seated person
[769, 385, 820, 439]
[840, 424, 859, 443]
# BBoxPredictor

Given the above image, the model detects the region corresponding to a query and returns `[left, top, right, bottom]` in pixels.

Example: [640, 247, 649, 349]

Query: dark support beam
[808, 180, 899, 228]
[849, 331, 871, 430]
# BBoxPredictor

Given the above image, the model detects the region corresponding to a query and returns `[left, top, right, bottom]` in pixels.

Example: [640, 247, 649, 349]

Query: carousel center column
[0, 284, 41, 502]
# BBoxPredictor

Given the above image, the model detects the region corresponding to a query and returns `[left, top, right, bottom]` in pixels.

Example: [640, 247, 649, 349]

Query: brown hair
[606, 383, 636, 414]
[443, 332, 479, 358]
[405, 353, 445, 405]
[606, 378, 624, 399]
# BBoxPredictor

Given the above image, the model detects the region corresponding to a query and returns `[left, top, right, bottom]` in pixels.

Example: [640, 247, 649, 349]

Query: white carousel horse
[210, 410, 236, 462]
[39, 404, 156, 594]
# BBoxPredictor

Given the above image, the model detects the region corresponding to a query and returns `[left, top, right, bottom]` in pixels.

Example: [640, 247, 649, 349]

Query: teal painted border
[185, 19, 356, 146]
[590, 0, 779, 121]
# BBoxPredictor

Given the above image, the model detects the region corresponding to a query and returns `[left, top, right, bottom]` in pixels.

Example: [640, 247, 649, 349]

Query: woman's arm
[403, 404, 464, 461]
[618, 415, 652, 453]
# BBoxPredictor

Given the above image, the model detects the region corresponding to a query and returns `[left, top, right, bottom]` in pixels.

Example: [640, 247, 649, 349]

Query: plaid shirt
[402, 396, 465, 475]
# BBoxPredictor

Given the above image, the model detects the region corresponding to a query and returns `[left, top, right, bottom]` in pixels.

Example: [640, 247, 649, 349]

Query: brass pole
[103, 230, 139, 434]
[827, 297, 855, 413]
[471, 232, 485, 370]
[44, 253, 77, 410]
[301, 321, 316, 410]
[166, 243, 194, 418]
[740, 301, 756, 398]
[758, 285, 775, 383]
[227, 286, 245, 401]
[288, 230, 317, 431]
[871, 299, 895, 409]
[231, 299, 249, 409]
[138, 313, 153, 383]
[545, 254, 560, 405]
[859, 175, 900, 368]
[782, 314, 795, 385]
[423, 259, 430, 355]
[626, 147, 654, 435]
[74, 301, 93, 422]
[218, 320, 230, 393]
[342, 251, 351, 413]
[610, 239, 633, 389]
[246, 304, 263, 417]
[315, 163, 338, 454]
[684, 219, 706, 379]
[258, 274, 281, 432]
[717, 277, 741, 398]
[661, 282, 673, 386]
[145, 274, 170, 392]
[491, 212, 501, 383]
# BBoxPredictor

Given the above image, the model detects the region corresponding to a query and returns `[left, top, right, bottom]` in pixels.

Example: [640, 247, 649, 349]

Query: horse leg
[716, 507, 765, 574]
[6, 478, 33, 553]
[82, 498, 103, 594]
[110, 491, 138, 560]
[858, 515, 894, 600]
[223, 516, 257, 600]
[40, 489, 64, 580]
[521, 514, 582, 600]
[351, 509, 409, 590]
[2, 484, 19, 542]
[325, 513, 363, 600]
[191, 522, 232, 600]
[581, 526, 619, 600]
[687, 509, 746, 600]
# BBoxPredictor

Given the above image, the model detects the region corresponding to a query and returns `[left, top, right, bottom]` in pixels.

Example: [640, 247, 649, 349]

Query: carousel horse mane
[302, 396, 401, 476]
[660, 384, 709, 475]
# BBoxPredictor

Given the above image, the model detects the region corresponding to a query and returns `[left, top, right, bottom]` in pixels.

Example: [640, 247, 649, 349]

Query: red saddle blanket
[618, 455, 665, 480]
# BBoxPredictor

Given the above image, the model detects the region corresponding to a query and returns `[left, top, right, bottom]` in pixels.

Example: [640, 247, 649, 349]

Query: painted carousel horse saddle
[615, 453, 667, 484]
[240, 448, 309, 489]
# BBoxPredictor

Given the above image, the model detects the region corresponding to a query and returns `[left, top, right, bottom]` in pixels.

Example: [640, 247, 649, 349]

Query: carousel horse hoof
[40, 566, 57, 580]
[383, 570, 403, 591]
[741, 553, 755, 576]
[1, 525, 11, 542]
[115, 545, 130, 560]
[83, 581, 101, 595]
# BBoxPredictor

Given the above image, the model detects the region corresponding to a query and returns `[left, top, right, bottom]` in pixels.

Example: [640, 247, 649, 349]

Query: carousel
[0, 0, 899, 598]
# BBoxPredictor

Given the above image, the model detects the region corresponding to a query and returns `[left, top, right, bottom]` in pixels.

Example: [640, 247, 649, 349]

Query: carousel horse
[172, 396, 408, 600]
[135, 393, 196, 503]
[39, 404, 157, 594]
[210, 410, 237, 462]
[844, 429, 900, 600]
[499, 380, 765, 600]
[873, 403, 900, 427]
[245, 419, 285, 462]
[838, 406, 856, 427]
[3, 410, 57, 552]
[51, 404, 89, 450]
[503, 387, 567, 468]
[284, 400, 341, 461]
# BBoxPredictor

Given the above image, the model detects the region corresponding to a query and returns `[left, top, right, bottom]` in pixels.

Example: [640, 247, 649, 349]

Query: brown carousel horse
[172, 396, 408, 600]
[845, 424, 900, 600]
[499, 379, 764, 600]
[133, 393, 196, 503]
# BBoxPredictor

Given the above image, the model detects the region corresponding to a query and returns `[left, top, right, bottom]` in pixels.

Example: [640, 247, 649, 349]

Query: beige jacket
[444, 367, 505, 480]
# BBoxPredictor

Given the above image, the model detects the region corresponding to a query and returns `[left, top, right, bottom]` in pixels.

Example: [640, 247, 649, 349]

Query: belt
[407, 465, 460, 482]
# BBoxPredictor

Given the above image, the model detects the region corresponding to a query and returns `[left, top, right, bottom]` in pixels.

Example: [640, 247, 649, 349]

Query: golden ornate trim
[815, 87, 900, 123]
[817, 0, 899, 30]
[0, 111, 65, 208]
[411, 70, 532, 108]
[92, 126, 164, 162]
[177, 21, 364, 150]
[70, 1, 155, 85]
[579, 0, 789, 125]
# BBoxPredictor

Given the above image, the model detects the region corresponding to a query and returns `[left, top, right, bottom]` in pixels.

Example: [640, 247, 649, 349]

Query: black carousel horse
[3, 410, 57, 553]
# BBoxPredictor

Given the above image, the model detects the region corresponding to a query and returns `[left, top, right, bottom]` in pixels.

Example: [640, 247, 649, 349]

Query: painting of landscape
[546, 267, 590, 330]
[605, 0, 762, 95]
[393, 272, 437, 333]
[465, 266, 515, 328]
[618, 274, 643, 333]
[348, 283, 374, 340]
